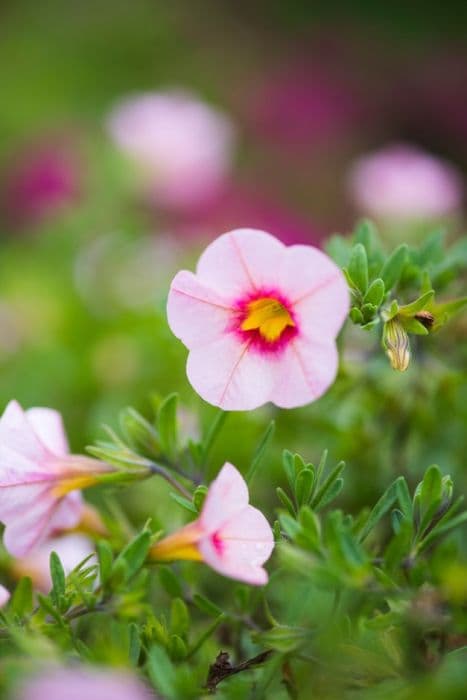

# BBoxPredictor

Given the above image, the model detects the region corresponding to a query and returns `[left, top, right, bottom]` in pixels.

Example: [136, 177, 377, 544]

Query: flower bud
[383, 318, 410, 371]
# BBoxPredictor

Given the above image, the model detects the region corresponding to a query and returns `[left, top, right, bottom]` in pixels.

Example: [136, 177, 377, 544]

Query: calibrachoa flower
[0, 401, 111, 558]
[150, 462, 274, 585]
[347, 143, 463, 222]
[12, 534, 95, 592]
[167, 228, 349, 410]
[15, 667, 155, 700]
[107, 90, 235, 210]
[0, 583, 10, 607]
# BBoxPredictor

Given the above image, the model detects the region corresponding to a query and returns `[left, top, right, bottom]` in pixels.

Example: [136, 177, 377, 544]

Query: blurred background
[0, 0, 466, 519]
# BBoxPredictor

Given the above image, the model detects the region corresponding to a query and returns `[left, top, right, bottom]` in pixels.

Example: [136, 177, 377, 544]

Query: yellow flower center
[241, 297, 295, 343]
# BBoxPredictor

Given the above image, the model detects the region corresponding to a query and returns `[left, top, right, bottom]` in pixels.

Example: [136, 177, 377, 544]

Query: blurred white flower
[107, 90, 236, 210]
[347, 143, 463, 222]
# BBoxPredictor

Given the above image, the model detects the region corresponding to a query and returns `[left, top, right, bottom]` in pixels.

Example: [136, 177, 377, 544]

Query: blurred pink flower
[12, 533, 95, 592]
[107, 90, 236, 210]
[171, 184, 324, 245]
[1, 136, 81, 228]
[16, 668, 154, 700]
[249, 63, 363, 152]
[0, 583, 10, 607]
[0, 401, 111, 558]
[150, 462, 274, 585]
[167, 228, 349, 410]
[347, 143, 463, 221]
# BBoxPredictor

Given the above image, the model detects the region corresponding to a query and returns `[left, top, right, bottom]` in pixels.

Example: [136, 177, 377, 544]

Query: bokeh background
[1, 0, 466, 524]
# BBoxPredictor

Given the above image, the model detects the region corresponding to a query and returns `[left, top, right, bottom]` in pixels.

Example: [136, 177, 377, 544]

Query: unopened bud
[383, 319, 410, 371]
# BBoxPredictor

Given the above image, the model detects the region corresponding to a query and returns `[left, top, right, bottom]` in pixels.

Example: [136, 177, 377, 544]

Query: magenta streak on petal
[230, 287, 299, 355]
[211, 532, 224, 555]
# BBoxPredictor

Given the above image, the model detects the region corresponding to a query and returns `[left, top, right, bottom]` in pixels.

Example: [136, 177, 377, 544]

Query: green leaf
[128, 623, 141, 666]
[398, 290, 435, 316]
[347, 243, 369, 293]
[282, 450, 296, 491]
[417, 464, 443, 534]
[157, 393, 178, 461]
[246, 420, 275, 482]
[294, 468, 314, 506]
[363, 278, 385, 307]
[396, 477, 413, 520]
[311, 461, 345, 510]
[192, 594, 223, 618]
[147, 645, 178, 698]
[276, 487, 296, 516]
[253, 625, 310, 653]
[353, 219, 379, 254]
[114, 529, 151, 582]
[350, 307, 364, 324]
[169, 492, 197, 513]
[401, 317, 429, 335]
[120, 407, 161, 457]
[50, 551, 66, 604]
[319, 477, 344, 508]
[199, 409, 227, 466]
[358, 478, 401, 542]
[279, 512, 301, 540]
[192, 485, 207, 512]
[97, 540, 113, 585]
[170, 598, 190, 638]
[168, 634, 187, 661]
[432, 297, 467, 331]
[380, 244, 408, 290]
[11, 577, 33, 617]
[158, 567, 184, 598]
[418, 511, 467, 551]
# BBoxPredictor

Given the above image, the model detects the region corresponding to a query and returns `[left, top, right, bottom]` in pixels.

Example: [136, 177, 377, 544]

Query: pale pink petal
[17, 667, 154, 700]
[26, 408, 69, 456]
[0, 401, 50, 464]
[48, 491, 83, 532]
[196, 229, 285, 297]
[1, 483, 58, 557]
[270, 338, 339, 408]
[0, 583, 10, 607]
[186, 333, 278, 410]
[198, 504, 274, 585]
[279, 245, 348, 336]
[200, 463, 249, 533]
[167, 270, 234, 348]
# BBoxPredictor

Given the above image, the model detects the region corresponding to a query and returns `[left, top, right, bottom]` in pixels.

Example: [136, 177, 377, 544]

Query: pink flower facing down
[347, 143, 463, 222]
[167, 228, 349, 410]
[16, 667, 154, 700]
[150, 463, 274, 585]
[107, 90, 236, 210]
[0, 401, 111, 558]
[0, 583, 10, 607]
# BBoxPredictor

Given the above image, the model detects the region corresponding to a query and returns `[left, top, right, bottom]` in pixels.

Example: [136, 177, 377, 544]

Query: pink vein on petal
[171, 287, 234, 311]
[218, 340, 252, 407]
[292, 272, 340, 306]
[291, 341, 319, 398]
[230, 235, 257, 290]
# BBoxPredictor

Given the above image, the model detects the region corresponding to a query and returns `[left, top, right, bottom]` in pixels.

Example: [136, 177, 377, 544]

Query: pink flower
[167, 228, 349, 410]
[1, 135, 81, 229]
[15, 667, 154, 700]
[12, 534, 95, 592]
[347, 143, 463, 221]
[150, 463, 274, 585]
[0, 401, 110, 558]
[107, 90, 236, 210]
[0, 583, 10, 607]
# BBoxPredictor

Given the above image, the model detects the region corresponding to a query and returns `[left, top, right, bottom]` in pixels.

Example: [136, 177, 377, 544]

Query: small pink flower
[0, 401, 110, 558]
[347, 143, 463, 221]
[107, 90, 235, 210]
[150, 462, 274, 585]
[12, 534, 95, 592]
[167, 228, 349, 410]
[15, 667, 154, 700]
[0, 583, 10, 607]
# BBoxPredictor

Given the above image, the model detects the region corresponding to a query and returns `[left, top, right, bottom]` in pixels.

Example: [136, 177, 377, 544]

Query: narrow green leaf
[170, 598, 190, 638]
[158, 567, 184, 598]
[364, 278, 385, 307]
[192, 594, 223, 617]
[200, 409, 227, 466]
[169, 492, 197, 513]
[276, 487, 296, 516]
[348, 243, 369, 292]
[115, 529, 151, 582]
[398, 290, 435, 316]
[294, 468, 314, 506]
[128, 623, 141, 666]
[246, 420, 275, 482]
[50, 552, 66, 603]
[311, 461, 345, 510]
[157, 393, 178, 461]
[11, 577, 33, 617]
[396, 477, 413, 520]
[97, 540, 113, 585]
[358, 479, 399, 542]
[380, 244, 408, 289]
